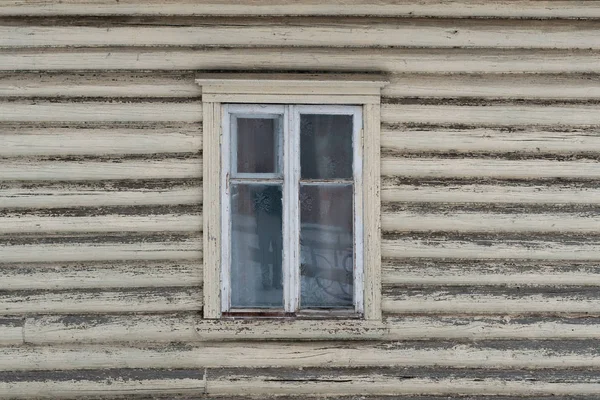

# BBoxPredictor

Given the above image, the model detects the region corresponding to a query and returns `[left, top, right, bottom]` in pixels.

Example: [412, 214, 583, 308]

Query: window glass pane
[235, 117, 281, 175]
[300, 184, 353, 308]
[231, 184, 283, 308]
[300, 114, 353, 179]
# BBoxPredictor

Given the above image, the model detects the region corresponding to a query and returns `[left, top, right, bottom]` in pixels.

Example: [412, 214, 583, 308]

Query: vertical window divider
[284, 105, 301, 312]
[221, 105, 232, 313]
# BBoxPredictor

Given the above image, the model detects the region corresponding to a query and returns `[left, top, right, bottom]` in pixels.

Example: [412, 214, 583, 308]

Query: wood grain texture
[381, 180, 600, 204]
[3, 340, 600, 371]
[381, 158, 600, 179]
[3, 72, 600, 100]
[363, 103, 382, 320]
[0, 369, 205, 399]
[20, 314, 600, 344]
[0, 260, 202, 290]
[0, 236, 202, 263]
[1, 0, 600, 18]
[382, 103, 600, 126]
[0, 316, 24, 345]
[202, 101, 221, 319]
[382, 127, 600, 154]
[382, 234, 600, 260]
[0, 157, 201, 181]
[382, 259, 600, 286]
[0, 180, 202, 209]
[0, 101, 201, 122]
[25, 313, 199, 344]
[0, 287, 202, 314]
[2, 48, 600, 73]
[0, 125, 201, 156]
[2, 20, 600, 49]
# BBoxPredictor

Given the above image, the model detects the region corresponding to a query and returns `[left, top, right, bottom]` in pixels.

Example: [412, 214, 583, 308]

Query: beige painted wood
[382, 104, 600, 126]
[3, 21, 600, 49]
[25, 314, 199, 344]
[4, 341, 600, 371]
[4, 72, 600, 100]
[381, 158, 600, 179]
[386, 73, 600, 99]
[0, 214, 202, 234]
[0, 127, 201, 156]
[207, 376, 600, 397]
[0, 158, 201, 180]
[202, 93, 380, 105]
[1, 0, 600, 18]
[0, 288, 202, 314]
[202, 102, 221, 319]
[381, 211, 600, 233]
[0, 379, 204, 399]
[0, 101, 201, 122]
[0, 240, 201, 263]
[21, 314, 600, 343]
[382, 182, 600, 204]
[382, 127, 600, 154]
[383, 261, 600, 287]
[363, 103, 382, 320]
[382, 237, 600, 260]
[382, 292, 600, 315]
[2, 48, 600, 73]
[0, 322, 23, 346]
[0, 184, 202, 209]
[0, 261, 202, 290]
[0, 72, 200, 98]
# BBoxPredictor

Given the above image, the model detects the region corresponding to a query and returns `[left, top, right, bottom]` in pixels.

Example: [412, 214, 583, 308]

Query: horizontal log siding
[1, 8, 599, 400]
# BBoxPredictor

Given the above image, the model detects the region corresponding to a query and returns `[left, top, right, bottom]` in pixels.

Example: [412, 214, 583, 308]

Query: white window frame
[196, 74, 387, 321]
[221, 104, 363, 316]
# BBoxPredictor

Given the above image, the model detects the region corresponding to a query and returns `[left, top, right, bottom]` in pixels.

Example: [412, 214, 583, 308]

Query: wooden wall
[1, 1, 600, 398]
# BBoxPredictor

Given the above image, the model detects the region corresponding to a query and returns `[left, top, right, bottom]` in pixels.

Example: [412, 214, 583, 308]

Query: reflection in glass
[236, 117, 281, 175]
[300, 114, 353, 179]
[231, 184, 283, 308]
[300, 184, 353, 308]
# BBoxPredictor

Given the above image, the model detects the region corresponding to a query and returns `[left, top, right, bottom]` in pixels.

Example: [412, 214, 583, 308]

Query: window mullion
[284, 105, 300, 312]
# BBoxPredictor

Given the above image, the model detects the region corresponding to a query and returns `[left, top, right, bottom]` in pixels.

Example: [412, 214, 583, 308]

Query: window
[197, 74, 386, 321]
[222, 104, 363, 317]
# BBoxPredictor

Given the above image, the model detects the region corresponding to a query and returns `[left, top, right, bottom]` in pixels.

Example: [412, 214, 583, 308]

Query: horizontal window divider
[300, 180, 354, 185]
[230, 178, 284, 184]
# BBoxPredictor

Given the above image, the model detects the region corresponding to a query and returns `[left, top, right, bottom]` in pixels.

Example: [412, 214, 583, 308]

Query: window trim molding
[196, 73, 387, 321]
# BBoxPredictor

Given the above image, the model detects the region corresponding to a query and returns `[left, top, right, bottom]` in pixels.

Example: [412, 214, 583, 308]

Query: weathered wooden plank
[383, 286, 600, 315]
[0, 316, 24, 345]
[23, 314, 600, 343]
[381, 210, 600, 233]
[385, 74, 600, 100]
[24, 313, 199, 344]
[382, 233, 600, 260]
[2, 20, 600, 49]
[382, 127, 600, 154]
[0, 101, 201, 122]
[197, 317, 600, 341]
[381, 158, 600, 179]
[381, 179, 600, 204]
[0, 126, 201, 156]
[0, 72, 200, 98]
[0, 180, 202, 209]
[382, 103, 600, 126]
[382, 259, 600, 286]
[2, 48, 599, 73]
[3, 72, 600, 100]
[3, 340, 600, 371]
[0, 287, 202, 314]
[0, 235, 202, 263]
[2, 0, 600, 18]
[0, 157, 201, 181]
[0, 369, 205, 399]
[0, 260, 201, 290]
[0, 213, 202, 234]
[207, 367, 600, 396]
